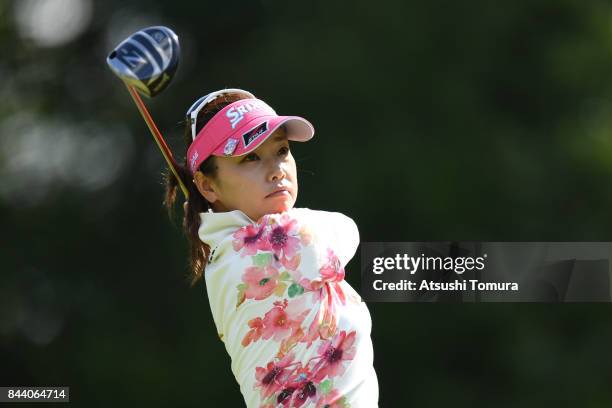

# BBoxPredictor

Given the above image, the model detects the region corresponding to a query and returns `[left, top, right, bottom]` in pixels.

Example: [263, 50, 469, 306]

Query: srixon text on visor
[372, 254, 487, 275]
[227, 100, 267, 129]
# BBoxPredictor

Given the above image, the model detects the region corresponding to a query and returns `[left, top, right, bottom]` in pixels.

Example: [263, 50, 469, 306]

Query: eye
[242, 153, 260, 162]
[278, 146, 290, 156]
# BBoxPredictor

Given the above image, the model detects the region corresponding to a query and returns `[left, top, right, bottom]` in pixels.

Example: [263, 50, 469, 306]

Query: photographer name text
[371, 253, 518, 292]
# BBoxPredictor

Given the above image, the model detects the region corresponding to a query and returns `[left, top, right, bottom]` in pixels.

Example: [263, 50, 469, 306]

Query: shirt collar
[197, 209, 257, 247]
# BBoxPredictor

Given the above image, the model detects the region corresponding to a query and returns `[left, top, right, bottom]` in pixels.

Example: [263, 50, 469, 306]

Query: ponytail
[163, 91, 251, 285]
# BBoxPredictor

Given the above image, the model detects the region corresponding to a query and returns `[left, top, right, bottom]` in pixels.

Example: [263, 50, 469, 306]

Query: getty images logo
[226, 100, 267, 129]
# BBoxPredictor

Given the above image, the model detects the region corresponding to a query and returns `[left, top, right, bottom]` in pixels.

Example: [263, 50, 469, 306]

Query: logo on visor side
[190, 151, 199, 172]
[226, 100, 266, 129]
[224, 138, 238, 156]
[242, 121, 269, 148]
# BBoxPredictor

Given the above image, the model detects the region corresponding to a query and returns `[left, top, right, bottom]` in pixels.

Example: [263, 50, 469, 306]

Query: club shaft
[125, 84, 189, 199]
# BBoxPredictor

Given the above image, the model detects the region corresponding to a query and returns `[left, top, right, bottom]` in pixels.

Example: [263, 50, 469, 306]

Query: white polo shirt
[198, 207, 379, 408]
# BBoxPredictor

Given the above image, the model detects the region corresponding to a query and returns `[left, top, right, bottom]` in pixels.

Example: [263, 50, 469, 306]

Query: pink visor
[187, 98, 314, 174]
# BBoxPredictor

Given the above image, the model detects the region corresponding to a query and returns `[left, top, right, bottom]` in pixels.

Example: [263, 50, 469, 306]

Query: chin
[266, 200, 294, 216]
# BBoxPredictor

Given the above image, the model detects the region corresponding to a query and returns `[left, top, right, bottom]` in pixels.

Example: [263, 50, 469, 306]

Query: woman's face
[196, 127, 298, 222]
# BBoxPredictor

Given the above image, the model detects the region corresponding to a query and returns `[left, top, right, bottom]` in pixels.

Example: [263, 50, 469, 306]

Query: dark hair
[164, 92, 251, 285]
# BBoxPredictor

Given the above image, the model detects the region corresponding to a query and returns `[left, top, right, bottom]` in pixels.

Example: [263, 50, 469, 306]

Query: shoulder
[289, 208, 360, 266]
[289, 207, 358, 231]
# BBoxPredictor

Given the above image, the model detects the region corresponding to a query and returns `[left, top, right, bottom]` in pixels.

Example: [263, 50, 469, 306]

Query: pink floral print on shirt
[242, 265, 281, 300]
[231, 212, 357, 407]
[234, 214, 310, 309]
[255, 330, 356, 407]
[268, 214, 301, 260]
[233, 221, 271, 256]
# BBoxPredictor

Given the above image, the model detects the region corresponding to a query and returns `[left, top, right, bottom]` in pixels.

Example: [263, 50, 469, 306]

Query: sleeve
[296, 209, 360, 267]
[326, 211, 360, 268]
[292, 209, 360, 290]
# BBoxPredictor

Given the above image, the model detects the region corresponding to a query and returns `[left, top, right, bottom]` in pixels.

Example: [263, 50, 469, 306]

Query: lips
[266, 187, 290, 198]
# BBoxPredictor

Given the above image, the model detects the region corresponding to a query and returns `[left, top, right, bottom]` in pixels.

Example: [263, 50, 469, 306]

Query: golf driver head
[107, 26, 180, 97]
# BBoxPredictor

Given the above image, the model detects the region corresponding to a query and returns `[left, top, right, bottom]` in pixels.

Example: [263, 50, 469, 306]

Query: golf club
[106, 26, 189, 199]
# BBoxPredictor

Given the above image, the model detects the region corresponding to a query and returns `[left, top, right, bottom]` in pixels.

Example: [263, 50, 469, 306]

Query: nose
[268, 160, 286, 182]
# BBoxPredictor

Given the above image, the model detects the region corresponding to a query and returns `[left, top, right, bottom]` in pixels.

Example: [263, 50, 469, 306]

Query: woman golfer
[165, 88, 379, 407]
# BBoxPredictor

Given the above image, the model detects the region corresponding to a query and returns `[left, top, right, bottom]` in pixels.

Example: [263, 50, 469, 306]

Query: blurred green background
[2, 0, 612, 406]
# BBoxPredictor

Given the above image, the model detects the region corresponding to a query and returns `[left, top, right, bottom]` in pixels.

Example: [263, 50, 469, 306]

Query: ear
[193, 171, 220, 203]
